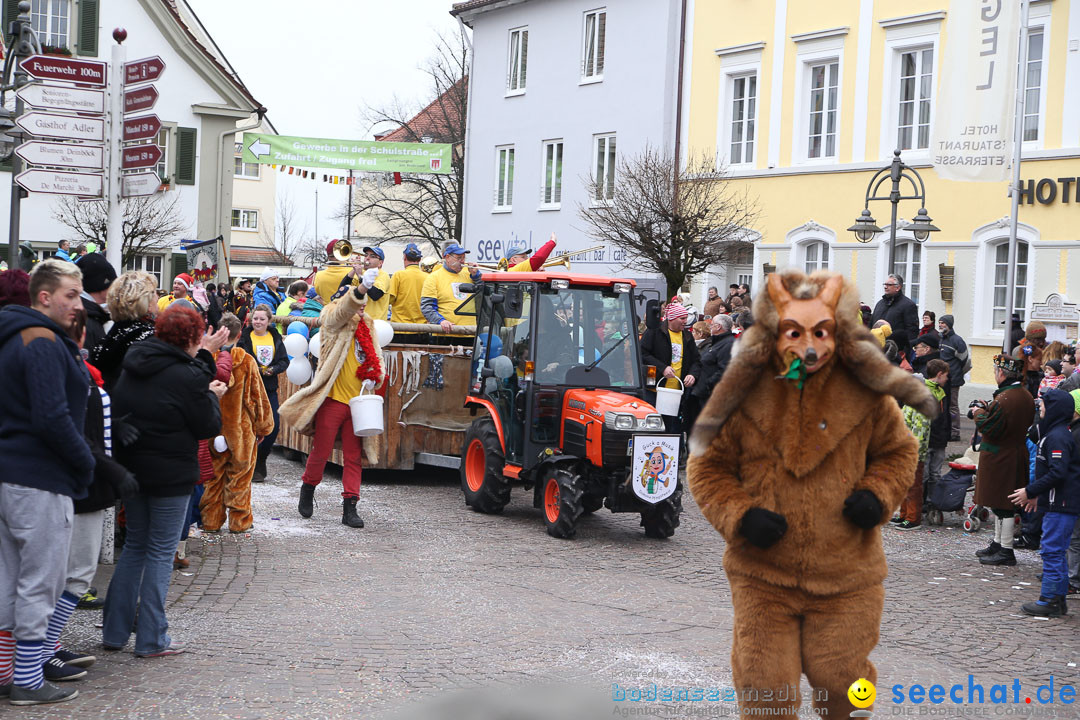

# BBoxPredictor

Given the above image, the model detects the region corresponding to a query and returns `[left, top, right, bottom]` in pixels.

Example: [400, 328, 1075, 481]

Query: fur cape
[278, 287, 386, 462]
[689, 270, 938, 457]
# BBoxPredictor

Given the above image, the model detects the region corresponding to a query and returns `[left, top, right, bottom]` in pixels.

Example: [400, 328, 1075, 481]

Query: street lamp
[848, 150, 939, 276]
[1, 1, 41, 271]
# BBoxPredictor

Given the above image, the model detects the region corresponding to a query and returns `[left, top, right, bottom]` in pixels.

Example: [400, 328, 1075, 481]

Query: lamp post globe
[910, 207, 940, 242]
[847, 210, 881, 243]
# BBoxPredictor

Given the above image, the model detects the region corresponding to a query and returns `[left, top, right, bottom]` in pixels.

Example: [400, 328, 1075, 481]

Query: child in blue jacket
[1010, 388, 1080, 617]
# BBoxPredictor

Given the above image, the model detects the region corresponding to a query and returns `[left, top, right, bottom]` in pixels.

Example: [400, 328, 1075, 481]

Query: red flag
[393, 172, 402, 185]
[288, 167, 294, 174]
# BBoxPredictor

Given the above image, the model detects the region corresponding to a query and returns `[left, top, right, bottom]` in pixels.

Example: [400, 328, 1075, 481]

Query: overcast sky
[185, 0, 463, 247]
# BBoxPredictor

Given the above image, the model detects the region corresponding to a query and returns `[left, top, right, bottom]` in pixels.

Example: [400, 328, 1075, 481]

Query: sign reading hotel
[240, 133, 453, 174]
[931, 0, 1021, 182]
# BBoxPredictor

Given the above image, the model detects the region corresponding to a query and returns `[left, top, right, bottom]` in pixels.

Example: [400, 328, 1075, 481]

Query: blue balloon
[287, 321, 310, 339]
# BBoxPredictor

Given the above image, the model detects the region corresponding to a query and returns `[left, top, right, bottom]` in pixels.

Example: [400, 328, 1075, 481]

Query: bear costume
[687, 270, 937, 718]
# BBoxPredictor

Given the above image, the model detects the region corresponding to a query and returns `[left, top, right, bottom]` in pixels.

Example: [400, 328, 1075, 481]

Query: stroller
[925, 431, 991, 531]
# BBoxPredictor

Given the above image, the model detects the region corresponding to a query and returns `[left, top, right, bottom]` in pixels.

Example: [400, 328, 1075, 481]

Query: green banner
[240, 133, 452, 174]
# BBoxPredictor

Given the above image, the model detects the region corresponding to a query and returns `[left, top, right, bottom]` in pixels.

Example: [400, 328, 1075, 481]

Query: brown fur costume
[202, 347, 274, 532]
[687, 270, 935, 718]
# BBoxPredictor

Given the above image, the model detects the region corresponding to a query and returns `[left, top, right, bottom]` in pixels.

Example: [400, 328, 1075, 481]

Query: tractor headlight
[605, 412, 636, 430]
[642, 414, 664, 430]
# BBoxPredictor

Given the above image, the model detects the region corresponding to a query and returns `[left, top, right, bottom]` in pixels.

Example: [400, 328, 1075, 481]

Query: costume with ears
[687, 270, 937, 719]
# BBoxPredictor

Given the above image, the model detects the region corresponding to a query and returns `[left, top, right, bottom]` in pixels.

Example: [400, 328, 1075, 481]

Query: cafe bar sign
[1019, 177, 1080, 205]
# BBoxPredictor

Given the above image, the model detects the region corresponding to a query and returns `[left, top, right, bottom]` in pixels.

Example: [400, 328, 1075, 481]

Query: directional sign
[124, 56, 165, 85]
[16, 84, 104, 114]
[122, 144, 163, 170]
[121, 171, 161, 198]
[16, 141, 104, 170]
[20, 55, 107, 86]
[241, 132, 453, 174]
[16, 169, 103, 197]
[122, 114, 162, 142]
[124, 85, 159, 114]
[16, 112, 104, 141]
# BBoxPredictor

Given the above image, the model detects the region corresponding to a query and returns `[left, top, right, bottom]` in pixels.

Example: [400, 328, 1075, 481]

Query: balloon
[212, 435, 228, 452]
[308, 332, 321, 359]
[373, 319, 394, 347]
[490, 354, 514, 379]
[283, 333, 308, 358]
[287, 321, 310, 338]
[286, 356, 312, 385]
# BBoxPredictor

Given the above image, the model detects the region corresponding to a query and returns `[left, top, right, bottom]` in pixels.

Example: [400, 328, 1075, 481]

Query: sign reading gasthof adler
[931, 0, 1021, 182]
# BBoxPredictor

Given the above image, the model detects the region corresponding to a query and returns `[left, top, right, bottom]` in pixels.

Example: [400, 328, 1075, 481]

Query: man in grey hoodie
[937, 314, 969, 441]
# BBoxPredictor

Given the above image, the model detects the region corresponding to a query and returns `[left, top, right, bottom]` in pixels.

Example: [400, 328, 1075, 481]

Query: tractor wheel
[461, 418, 511, 514]
[542, 468, 584, 539]
[581, 494, 604, 514]
[641, 488, 683, 539]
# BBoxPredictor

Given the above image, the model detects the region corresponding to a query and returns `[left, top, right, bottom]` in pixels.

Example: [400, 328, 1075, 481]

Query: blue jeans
[1039, 511, 1079, 599]
[259, 390, 280, 454]
[102, 493, 188, 654]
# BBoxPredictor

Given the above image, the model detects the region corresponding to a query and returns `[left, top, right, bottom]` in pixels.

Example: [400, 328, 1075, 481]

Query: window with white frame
[729, 74, 757, 165]
[541, 140, 563, 207]
[582, 9, 606, 80]
[593, 134, 616, 203]
[231, 209, 259, 231]
[807, 62, 839, 159]
[125, 254, 163, 286]
[494, 146, 515, 210]
[234, 152, 260, 179]
[892, 241, 922, 306]
[896, 48, 933, 151]
[803, 241, 830, 272]
[31, 0, 69, 48]
[507, 27, 528, 93]
[157, 129, 171, 181]
[1022, 28, 1045, 143]
[992, 241, 1029, 327]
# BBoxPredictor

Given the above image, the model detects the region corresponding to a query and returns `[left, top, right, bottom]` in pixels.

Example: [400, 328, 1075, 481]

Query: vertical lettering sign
[931, 0, 1021, 182]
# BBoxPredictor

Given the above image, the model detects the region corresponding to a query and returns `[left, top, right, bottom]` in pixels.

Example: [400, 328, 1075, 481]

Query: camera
[967, 398, 988, 419]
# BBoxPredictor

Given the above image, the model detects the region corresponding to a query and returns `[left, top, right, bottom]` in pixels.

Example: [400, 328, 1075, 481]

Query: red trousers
[900, 461, 924, 523]
[302, 398, 363, 499]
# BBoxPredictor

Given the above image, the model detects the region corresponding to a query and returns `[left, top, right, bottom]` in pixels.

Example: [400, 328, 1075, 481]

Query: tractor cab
[457, 271, 682, 540]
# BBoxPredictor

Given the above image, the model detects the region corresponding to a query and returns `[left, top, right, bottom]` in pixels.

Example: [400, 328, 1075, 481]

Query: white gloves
[361, 268, 379, 289]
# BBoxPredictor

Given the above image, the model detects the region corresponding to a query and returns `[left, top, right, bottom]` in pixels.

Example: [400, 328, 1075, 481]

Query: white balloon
[373, 319, 394, 347]
[283, 333, 308, 358]
[286, 356, 312, 385]
[490, 354, 514, 379]
[308, 332, 321, 359]
[212, 435, 227, 452]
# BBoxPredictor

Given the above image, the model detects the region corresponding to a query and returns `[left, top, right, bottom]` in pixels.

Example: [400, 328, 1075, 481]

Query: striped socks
[43, 591, 80, 663]
[14, 640, 44, 689]
[0, 630, 13, 685]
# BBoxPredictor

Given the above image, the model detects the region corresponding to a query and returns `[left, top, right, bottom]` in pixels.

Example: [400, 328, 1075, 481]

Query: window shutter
[597, 12, 606, 75]
[520, 30, 528, 87]
[175, 127, 197, 185]
[77, 0, 99, 57]
[172, 252, 188, 276]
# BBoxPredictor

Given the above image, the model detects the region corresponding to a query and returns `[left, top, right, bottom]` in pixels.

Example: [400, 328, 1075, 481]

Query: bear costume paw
[843, 489, 883, 529]
[739, 508, 788, 548]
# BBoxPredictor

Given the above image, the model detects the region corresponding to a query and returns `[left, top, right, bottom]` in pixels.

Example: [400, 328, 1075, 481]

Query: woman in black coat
[239, 304, 290, 482]
[91, 271, 160, 391]
[102, 305, 228, 658]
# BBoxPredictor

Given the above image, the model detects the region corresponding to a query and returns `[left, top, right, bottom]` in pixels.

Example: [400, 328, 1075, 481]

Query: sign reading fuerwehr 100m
[241, 133, 452, 174]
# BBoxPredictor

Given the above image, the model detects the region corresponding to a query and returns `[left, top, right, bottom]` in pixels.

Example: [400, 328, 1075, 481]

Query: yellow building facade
[684, 0, 1078, 391]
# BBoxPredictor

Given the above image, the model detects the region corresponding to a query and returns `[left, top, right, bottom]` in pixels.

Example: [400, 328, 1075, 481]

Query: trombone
[475, 245, 605, 271]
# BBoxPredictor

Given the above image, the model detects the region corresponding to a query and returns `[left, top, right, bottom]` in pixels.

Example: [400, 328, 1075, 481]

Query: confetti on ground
[934, 577, 947, 580]
[993, 572, 1005, 576]
[961, 573, 973, 576]
[928, 582, 939, 585]
[1019, 581, 1031, 585]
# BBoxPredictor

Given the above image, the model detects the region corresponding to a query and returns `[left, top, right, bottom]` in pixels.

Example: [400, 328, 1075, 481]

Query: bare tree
[295, 235, 329, 268]
[340, 29, 468, 255]
[53, 193, 189, 267]
[261, 190, 307, 263]
[578, 147, 760, 298]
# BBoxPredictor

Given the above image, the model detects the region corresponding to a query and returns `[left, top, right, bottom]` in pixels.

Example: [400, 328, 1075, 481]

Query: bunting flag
[393, 172, 402, 185]
[275, 165, 414, 187]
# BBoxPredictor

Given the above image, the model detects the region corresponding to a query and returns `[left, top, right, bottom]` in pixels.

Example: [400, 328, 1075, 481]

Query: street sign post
[121, 144, 162, 169]
[16, 141, 104, 170]
[123, 85, 159, 113]
[15, 112, 105, 141]
[122, 114, 162, 141]
[121, 171, 160, 197]
[15, 84, 105, 114]
[20, 55, 107, 86]
[16, 169, 104, 196]
[124, 56, 165, 85]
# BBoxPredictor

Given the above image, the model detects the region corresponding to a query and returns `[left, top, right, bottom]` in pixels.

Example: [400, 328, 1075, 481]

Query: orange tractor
[458, 272, 682, 539]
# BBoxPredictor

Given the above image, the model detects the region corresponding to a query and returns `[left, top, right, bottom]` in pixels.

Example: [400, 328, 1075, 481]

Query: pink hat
[665, 303, 688, 321]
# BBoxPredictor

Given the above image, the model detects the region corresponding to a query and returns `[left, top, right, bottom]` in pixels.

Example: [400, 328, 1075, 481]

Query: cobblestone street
[26, 446, 1080, 719]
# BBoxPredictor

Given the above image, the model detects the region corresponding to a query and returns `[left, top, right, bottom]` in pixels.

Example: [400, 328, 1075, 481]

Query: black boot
[252, 446, 269, 483]
[342, 498, 364, 528]
[298, 483, 315, 519]
[1021, 596, 1066, 617]
[979, 547, 1017, 566]
[975, 541, 1001, 558]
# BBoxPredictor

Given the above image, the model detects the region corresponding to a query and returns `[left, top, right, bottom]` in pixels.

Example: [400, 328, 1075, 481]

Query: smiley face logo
[847, 678, 876, 709]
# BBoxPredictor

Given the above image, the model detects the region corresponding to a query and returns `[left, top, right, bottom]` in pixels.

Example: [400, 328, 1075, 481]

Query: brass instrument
[420, 256, 439, 273]
[328, 239, 354, 265]
[475, 245, 605, 272]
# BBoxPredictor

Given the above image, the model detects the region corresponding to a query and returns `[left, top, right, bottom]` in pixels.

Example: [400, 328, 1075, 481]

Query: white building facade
[453, 0, 684, 293]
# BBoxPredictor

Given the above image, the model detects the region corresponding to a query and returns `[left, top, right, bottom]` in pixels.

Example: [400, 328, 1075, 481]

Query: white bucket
[349, 390, 384, 437]
[654, 376, 684, 416]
